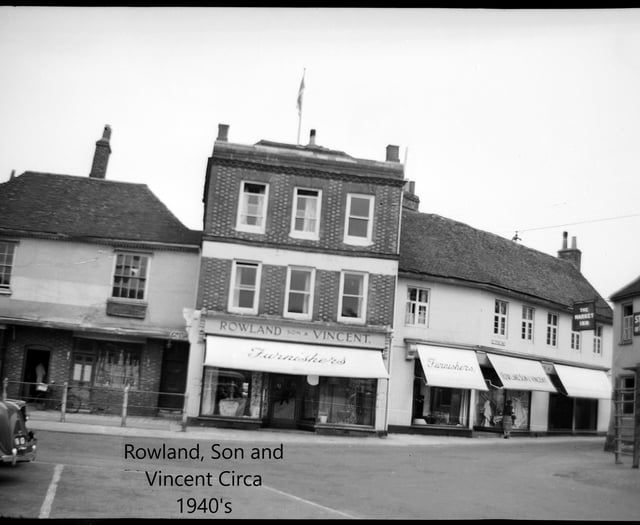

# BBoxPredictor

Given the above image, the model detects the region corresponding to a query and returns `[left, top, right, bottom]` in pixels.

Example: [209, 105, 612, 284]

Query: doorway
[268, 374, 301, 428]
[22, 347, 51, 399]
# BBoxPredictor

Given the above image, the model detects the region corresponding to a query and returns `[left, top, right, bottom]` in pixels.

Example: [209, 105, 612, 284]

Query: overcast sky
[1, 7, 639, 302]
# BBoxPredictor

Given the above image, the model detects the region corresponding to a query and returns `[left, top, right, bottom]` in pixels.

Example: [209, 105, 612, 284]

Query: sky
[0, 7, 639, 302]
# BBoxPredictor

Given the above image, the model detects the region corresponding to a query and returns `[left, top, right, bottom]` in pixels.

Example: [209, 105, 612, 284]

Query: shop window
[622, 304, 633, 342]
[343, 194, 374, 246]
[571, 331, 581, 351]
[237, 181, 268, 233]
[290, 187, 321, 239]
[112, 253, 149, 300]
[318, 377, 376, 426]
[229, 261, 261, 314]
[0, 241, 16, 291]
[475, 387, 530, 431]
[494, 300, 508, 337]
[284, 266, 314, 320]
[521, 306, 534, 341]
[200, 367, 263, 418]
[72, 339, 141, 389]
[546, 312, 558, 347]
[72, 354, 94, 384]
[593, 325, 602, 355]
[338, 271, 368, 324]
[405, 287, 429, 326]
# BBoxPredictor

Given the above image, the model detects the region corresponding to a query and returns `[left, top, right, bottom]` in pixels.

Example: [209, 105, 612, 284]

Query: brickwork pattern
[204, 163, 403, 256]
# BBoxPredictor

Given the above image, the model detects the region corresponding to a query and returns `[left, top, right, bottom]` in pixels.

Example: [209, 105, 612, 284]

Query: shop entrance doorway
[267, 374, 301, 428]
[22, 347, 51, 399]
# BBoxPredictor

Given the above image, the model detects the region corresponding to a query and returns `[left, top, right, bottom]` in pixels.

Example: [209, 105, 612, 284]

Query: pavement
[25, 407, 617, 447]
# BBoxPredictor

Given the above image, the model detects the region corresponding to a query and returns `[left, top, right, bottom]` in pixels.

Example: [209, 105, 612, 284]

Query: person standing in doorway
[502, 398, 515, 439]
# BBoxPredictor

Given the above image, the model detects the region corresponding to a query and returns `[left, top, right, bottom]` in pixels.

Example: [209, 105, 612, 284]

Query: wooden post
[633, 367, 640, 469]
[181, 392, 189, 432]
[615, 388, 623, 464]
[60, 382, 68, 423]
[2, 377, 7, 401]
[121, 385, 129, 428]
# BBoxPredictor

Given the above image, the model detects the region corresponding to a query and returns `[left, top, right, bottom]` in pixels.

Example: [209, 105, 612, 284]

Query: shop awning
[416, 345, 488, 391]
[487, 354, 556, 392]
[554, 364, 612, 399]
[205, 336, 389, 379]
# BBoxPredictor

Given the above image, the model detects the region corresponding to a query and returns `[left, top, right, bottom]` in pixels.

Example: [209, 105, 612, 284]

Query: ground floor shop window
[475, 388, 530, 431]
[318, 377, 376, 426]
[201, 367, 263, 418]
[72, 339, 142, 389]
[412, 378, 470, 426]
[548, 393, 597, 431]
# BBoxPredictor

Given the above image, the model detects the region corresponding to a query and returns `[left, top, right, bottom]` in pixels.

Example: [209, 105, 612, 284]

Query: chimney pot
[386, 145, 400, 162]
[562, 231, 568, 249]
[558, 231, 582, 271]
[217, 123, 229, 142]
[309, 129, 316, 145]
[89, 124, 112, 179]
[571, 236, 577, 249]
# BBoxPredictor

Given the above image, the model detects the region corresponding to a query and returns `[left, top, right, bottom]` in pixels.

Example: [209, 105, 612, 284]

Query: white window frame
[284, 266, 315, 320]
[521, 306, 534, 341]
[228, 261, 261, 315]
[405, 286, 430, 326]
[622, 303, 633, 342]
[571, 331, 581, 351]
[236, 181, 269, 234]
[111, 252, 150, 301]
[493, 300, 508, 337]
[0, 241, 17, 292]
[290, 187, 321, 240]
[338, 271, 368, 324]
[343, 193, 374, 246]
[593, 325, 603, 355]
[546, 313, 558, 347]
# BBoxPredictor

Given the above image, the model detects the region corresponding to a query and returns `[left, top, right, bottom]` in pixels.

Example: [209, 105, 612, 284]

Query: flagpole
[296, 68, 305, 145]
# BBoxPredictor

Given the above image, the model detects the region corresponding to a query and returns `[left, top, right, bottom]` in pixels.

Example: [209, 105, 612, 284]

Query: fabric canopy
[554, 364, 612, 399]
[487, 354, 556, 392]
[205, 336, 388, 378]
[416, 344, 488, 391]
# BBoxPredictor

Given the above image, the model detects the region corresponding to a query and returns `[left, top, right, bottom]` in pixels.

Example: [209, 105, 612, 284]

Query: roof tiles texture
[399, 210, 612, 320]
[0, 172, 201, 246]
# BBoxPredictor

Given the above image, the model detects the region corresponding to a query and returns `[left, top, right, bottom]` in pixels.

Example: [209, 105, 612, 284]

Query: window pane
[350, 197, 370, 218]
[343, 274, 363, 295]
[341, 296, 361, 318]
[347, 217, 368, 237]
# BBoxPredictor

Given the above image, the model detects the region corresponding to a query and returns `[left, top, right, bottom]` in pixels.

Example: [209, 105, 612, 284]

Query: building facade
[607, 276, 640, 443]
[0, 127, 201, 414]
[388, 192, 613, 437]
[184, 125, 405, 434]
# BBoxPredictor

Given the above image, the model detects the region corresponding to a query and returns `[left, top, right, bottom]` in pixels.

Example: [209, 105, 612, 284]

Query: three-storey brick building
[184, 125, 405, 434]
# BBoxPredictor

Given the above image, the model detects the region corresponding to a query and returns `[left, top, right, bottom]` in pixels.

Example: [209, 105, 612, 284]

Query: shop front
[547, 364, 611, 433]
[474, 353, 557, 434]
[197, 318, 390, 434]
[410, 344, 488, 434]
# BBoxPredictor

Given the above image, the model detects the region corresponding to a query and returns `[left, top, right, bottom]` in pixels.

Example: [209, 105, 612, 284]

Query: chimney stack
[402, 180, 420, 211]
[217, 123, 229, 142]
[89, 125, 112, 179]
[386, 144, 400, 163]
[557, 231, 582, 271]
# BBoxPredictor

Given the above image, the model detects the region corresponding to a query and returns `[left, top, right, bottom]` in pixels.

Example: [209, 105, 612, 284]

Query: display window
[474, 386, 530, 431]
[318, 377, 376, 426]
[201, 367, 264, 418]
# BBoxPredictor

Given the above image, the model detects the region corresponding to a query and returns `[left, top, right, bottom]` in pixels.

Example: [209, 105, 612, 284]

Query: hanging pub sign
[572, 301, 596, 331]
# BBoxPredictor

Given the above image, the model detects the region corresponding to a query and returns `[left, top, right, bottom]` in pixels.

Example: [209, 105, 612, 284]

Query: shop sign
[207, 316, 386, 348]
[634, 312, 640, 336]
[572, 301, 595, 331]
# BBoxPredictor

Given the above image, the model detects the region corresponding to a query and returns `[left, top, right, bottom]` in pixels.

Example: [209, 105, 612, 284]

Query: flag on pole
[296, 70, 305, 116]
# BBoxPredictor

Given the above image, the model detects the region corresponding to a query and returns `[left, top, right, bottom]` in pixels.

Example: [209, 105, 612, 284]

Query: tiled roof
[0, 172, 201, 246]
[610, 275, 640, 302]
[399, 210, 612, 320]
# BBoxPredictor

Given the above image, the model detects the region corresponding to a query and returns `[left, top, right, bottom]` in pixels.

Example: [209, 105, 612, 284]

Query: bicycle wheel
[66, 394, 81, 413]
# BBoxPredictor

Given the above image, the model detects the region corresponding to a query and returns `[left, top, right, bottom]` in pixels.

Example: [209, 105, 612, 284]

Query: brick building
[0, 126, 201, 414]
[184, 125, 404, 434]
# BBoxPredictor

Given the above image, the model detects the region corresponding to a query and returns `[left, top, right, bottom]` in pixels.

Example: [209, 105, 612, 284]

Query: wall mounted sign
[572, 301, 596, 331]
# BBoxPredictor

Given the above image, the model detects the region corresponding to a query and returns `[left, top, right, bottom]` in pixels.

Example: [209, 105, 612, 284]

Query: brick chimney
[402, 180, 420, 211]
[386, 144, 400, 162]
[89, 125, 112, 179]
[217, 123, 229, 142]
[557, 231, 582, 271]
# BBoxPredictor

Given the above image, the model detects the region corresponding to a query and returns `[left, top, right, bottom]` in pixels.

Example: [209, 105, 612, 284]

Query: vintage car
[0, 399, 37, 465]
